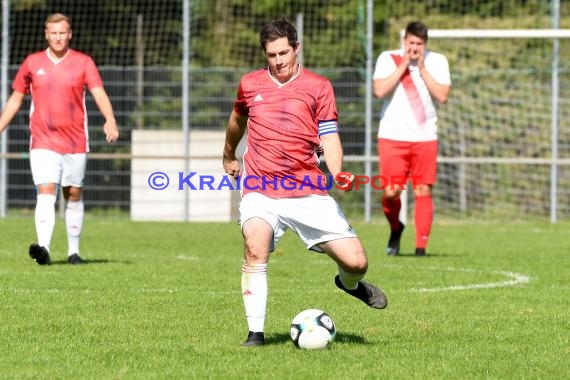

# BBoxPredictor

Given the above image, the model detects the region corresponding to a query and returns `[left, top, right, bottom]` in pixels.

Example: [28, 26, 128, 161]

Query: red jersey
[12, 49, 104, 154]
[233, 66, 339, 198]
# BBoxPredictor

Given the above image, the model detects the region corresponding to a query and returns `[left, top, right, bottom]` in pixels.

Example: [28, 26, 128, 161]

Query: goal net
[1, 1, 369, 219]
[422, 29, 570, 221]
[3, 2, 570, 222]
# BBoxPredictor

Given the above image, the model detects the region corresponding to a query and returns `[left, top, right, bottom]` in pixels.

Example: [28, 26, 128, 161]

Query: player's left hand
[335, 171, 355, 192]
[223, 158, 240, 178]
[104, 121, 119, 143]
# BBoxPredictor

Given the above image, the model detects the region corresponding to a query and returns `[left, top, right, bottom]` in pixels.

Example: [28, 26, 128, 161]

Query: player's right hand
[223, 158, 240, 178]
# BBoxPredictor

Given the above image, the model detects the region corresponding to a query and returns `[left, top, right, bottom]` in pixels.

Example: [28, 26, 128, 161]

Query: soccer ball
[290, 309, 336, 349]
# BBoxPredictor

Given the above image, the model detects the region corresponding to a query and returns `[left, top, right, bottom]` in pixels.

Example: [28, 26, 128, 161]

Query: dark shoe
[29, 244, 51, 265]
[415, 248, 426, 256]
[335, 275, 387, 309]
[67, 253, 86, 265]
[242, 331, 264, 347]
[387, 222, 405, 256]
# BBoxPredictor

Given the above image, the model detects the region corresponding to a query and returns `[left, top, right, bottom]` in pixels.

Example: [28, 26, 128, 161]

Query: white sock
[35, 194, 56, 252]
[241, 262, 268, 333]
[338, 266, 364, 290]
[65, 199, 84, 256]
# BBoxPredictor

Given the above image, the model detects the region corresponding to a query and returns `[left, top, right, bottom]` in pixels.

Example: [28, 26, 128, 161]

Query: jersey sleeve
[316, 80, 338, 136]
[373, 51, 398, 80]
[428, 53, 451, 85]
[232, 80, 248, 116]
[12, 57, 32, 94]
[83, 56, 104, 89]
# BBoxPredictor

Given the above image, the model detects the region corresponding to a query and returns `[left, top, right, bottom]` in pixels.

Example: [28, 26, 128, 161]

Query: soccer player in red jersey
[0, 13, 118, 265]
[373, 21, 451, 257]
[223, 18, 388, 347]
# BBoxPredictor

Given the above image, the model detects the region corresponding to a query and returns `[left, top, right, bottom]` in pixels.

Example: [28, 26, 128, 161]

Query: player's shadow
[265, 332, 369, 346]
[389, 251, 450, 258]
[47, 258, 132, 265]
[265, 333, 293, 345]
[334, 332, 369, 345]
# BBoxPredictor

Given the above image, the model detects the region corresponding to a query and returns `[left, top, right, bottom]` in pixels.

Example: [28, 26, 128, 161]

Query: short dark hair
[405, 21, 428, 42]
[259, 18, 298, 51]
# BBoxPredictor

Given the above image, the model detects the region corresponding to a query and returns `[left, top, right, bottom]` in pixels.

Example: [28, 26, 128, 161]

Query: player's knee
[63, 186, 82, 201]
[344, 253, 368, 274]
[243, 242, 270, 264]
[355, 260, 368, 274]
[383, 188, 401, 199]
[414, 184, 432, 196]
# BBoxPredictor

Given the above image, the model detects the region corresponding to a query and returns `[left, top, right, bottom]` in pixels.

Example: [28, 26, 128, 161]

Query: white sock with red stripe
[241, 262, 268, 333]
[66, 199, 84, 256]
[35, 194, 56, 251]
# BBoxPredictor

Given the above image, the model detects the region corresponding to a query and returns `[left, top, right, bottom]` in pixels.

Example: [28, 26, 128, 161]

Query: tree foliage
[4, 0, 563, 68]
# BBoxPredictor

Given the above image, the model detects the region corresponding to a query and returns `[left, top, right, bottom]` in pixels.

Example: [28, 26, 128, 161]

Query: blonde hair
[45, 13, 72, 29]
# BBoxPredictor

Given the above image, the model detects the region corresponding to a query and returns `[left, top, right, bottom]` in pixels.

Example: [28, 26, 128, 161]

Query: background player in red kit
[223, 18, 387, 347]
[373, 21, 451, 257]
[0, 13, 118, 265]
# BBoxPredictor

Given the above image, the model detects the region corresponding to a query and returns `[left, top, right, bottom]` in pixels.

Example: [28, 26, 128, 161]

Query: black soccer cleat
[415, 248, 426, 257]
[29, 244, 51, 265]
[242, 331, 265, 347]
[67, 253, 86, 265]
[387, 222, 405, 256]
[335, 275, 388, 309]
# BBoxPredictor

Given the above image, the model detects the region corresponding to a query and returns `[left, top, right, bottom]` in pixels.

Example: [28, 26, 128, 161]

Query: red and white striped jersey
[374, 49, 451, 142]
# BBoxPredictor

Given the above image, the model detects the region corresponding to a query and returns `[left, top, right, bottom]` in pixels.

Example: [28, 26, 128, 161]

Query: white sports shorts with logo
[29, 149, 87, 187]
[239, 192, 357, 253]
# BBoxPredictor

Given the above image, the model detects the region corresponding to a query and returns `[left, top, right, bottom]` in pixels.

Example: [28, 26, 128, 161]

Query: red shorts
[377, 138, 438, 188]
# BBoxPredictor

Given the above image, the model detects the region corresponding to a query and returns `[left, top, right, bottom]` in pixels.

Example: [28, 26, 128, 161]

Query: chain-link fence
[2, 1, 570, 222]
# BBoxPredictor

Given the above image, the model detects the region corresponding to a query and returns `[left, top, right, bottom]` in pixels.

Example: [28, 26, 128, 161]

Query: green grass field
[0, 217, 568, 379]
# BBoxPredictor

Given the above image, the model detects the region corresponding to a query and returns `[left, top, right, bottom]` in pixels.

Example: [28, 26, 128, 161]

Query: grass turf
[0, 217, 568, 379]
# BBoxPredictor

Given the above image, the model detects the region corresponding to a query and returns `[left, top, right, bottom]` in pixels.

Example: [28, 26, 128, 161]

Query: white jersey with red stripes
[12, 49, 104, 154]
[373, 49, 451, 142]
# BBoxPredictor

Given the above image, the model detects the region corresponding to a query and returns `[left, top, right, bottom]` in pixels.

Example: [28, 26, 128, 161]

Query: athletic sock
[241, 262, 268, 333]
[382, 195, 402, 230]
[337, 266, 364, 290]
[35, 194, 56, 252]
[65, 199, 84, 256]
[414, 194, 434, 249]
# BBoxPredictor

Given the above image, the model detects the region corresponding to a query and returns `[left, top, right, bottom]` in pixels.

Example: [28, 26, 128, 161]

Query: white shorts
[29, 149, 87, 187]
[239, 192, 357, 253]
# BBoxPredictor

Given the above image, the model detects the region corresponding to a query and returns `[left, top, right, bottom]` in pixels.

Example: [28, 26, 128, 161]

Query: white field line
[0, 287, 182, 294]
[381, 264, 531, 293]
[0, 265, 531, 295]
[175, 255, 199, 260]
